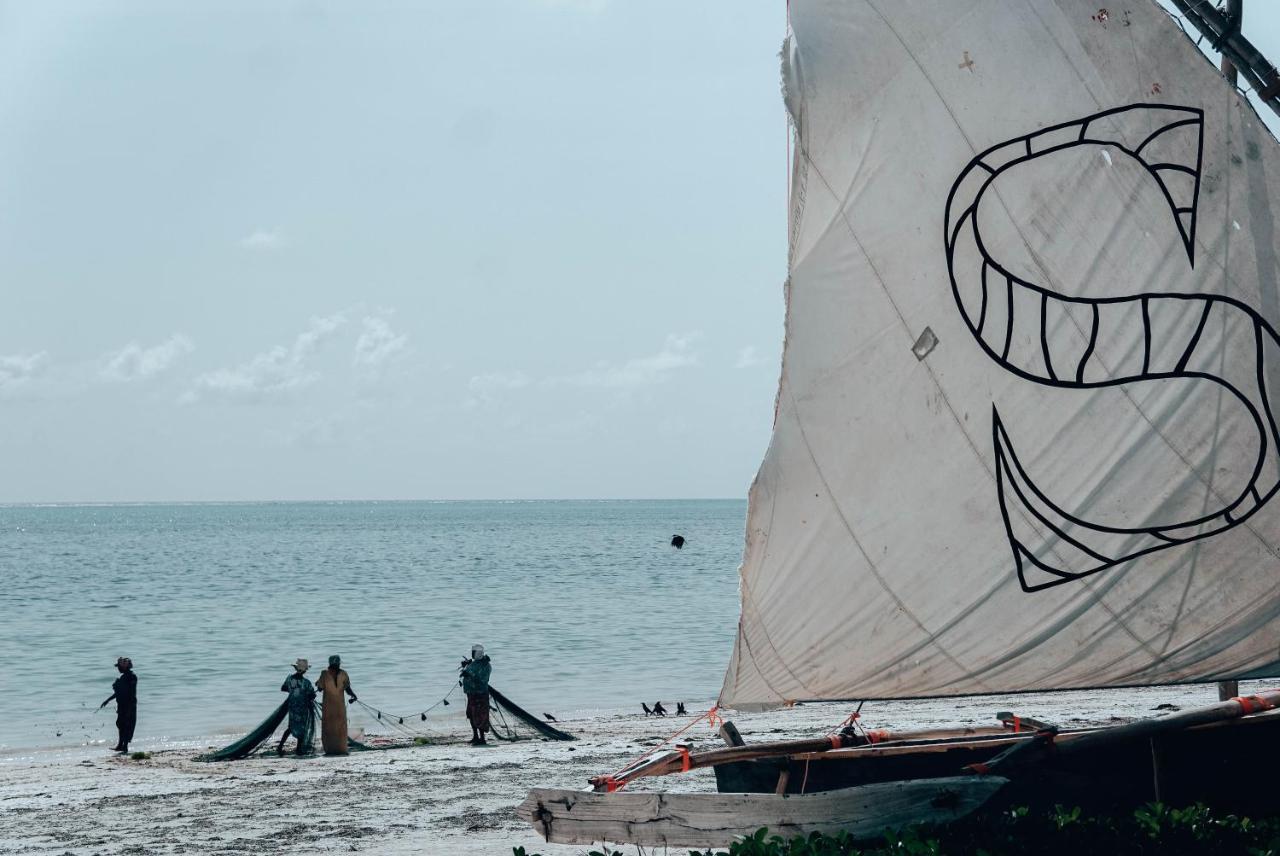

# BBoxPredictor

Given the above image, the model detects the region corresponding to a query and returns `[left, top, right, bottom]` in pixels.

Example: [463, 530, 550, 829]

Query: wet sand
[0, 682, 1252, 855]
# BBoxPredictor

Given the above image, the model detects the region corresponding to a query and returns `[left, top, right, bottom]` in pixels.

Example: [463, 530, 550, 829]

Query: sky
[0, 1, 1276, 503]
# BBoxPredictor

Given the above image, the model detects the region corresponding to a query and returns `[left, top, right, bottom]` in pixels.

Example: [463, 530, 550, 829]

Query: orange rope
[598, 706, 721, 790]
[1233, 694, 1271, 714]
[829, 707, 871, 741]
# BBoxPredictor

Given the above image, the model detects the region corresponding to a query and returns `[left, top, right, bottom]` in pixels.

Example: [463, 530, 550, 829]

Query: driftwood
[520, 775, 1008, 848]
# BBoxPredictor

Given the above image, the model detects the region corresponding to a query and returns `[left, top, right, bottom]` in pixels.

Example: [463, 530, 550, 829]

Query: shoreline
[2, 682, 1265, 854]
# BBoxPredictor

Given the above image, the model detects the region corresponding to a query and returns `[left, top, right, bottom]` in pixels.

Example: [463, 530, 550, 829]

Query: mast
[1218, 0, 1242, 87]
[1167, 0, 1279, 120]
[1215, 0, 1247, 713]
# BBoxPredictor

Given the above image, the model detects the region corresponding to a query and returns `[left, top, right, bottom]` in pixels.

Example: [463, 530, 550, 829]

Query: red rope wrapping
[1232, 694, 1272, 715]
[676, 746, 692, 773]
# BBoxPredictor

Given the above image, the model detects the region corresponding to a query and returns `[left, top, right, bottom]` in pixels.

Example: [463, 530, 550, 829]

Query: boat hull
[714, 711, 1280, 815]
[519, 775, 1007, 848]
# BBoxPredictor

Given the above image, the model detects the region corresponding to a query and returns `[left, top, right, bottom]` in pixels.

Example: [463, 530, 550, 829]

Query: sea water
[0, 500, 746, 753]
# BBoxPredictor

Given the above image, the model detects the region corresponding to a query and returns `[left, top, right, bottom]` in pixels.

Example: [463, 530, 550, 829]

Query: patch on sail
[944, 104, 1280, 593]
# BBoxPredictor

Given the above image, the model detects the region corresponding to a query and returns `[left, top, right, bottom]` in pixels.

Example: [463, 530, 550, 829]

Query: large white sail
[722, 0, 1280, 708]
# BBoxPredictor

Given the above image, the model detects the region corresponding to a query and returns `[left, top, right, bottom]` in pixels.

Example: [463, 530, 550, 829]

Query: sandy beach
[0, 682, 1253, 855]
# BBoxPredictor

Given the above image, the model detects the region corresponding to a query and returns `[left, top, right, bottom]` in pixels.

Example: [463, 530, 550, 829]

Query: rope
[489, 701, 525, 742]
[353, 701, 448, 743]
[354, 683, 458, 725]
[829, 700, 868, 739]
[598, 705, 721, 789]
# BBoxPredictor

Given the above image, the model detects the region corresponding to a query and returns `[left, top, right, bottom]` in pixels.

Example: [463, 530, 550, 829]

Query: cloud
[465, 371, 532, 407]
[239, 229, 283, 250]
[552, 332, 700, 388]
[734, 345, 766, 369]
[100, 335, 194, 382]
[183, 314, 346, 403]
[0, 352, 48, 391]
[354, 316, 409, 371]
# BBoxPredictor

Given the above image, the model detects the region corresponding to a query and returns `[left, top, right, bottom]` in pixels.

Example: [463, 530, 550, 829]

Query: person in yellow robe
[315, 654, 357, 755]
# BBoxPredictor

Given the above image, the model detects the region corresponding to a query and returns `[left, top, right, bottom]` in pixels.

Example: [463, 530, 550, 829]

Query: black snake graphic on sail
[943, 103, 1280, 593]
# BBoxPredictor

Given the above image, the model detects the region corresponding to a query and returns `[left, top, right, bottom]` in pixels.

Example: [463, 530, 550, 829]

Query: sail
[721, 0, 1280, 708]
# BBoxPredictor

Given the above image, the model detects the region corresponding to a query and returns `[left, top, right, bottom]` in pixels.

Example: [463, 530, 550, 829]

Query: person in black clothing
[99, 657, 137, 753]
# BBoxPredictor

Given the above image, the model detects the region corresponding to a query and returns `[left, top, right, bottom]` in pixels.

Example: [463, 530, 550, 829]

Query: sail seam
[785, 383, 985, 688]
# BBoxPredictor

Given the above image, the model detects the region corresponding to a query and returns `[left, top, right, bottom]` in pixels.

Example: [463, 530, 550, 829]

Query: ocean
[0, 499, 747, 753]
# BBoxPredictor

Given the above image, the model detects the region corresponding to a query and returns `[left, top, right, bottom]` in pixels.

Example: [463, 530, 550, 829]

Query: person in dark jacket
[460, 644, 492, 745]
[277, 658, 317, 756]
[99, 657, 137, 753]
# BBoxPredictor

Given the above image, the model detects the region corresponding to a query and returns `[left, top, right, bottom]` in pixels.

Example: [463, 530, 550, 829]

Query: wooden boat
[524, 696, 1280, 847]
[714, 706, 1280, 815]
[522, 0, 1280, 847]
[520, 776, 1007, 849]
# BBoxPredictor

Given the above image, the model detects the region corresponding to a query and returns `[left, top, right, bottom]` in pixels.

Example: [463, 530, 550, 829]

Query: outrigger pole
[1167, 0, 1280, 120]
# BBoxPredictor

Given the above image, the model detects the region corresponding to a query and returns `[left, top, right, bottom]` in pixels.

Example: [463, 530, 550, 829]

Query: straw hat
[293, 658, 309, 673]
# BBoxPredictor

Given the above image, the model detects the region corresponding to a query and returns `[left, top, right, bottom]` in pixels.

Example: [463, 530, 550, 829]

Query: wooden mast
[1167, 0, 1279, 120]
[1187, 0, 1248, 707]
[1219, 0, 1243, 88]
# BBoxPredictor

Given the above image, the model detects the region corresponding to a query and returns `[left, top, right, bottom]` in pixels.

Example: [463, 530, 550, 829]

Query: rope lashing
[1233, 694, 1275, 715]
[676, 745, 692, 773]
[831, 700, 870, 740]
[594, 706, 722, 791]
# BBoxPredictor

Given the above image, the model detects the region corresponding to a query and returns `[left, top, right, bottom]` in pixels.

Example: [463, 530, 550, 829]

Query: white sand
[0, 682, 1250, 855]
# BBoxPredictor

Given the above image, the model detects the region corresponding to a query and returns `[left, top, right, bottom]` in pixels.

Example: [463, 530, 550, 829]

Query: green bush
[513, 803, 1280, 856]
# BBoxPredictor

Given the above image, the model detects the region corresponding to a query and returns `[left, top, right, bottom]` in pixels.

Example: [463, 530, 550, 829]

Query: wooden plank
[719, 721, 745, 747]
[996, 711, 1053, 732]
[795, 705, 1280, 765]
[595, 724, 1012, 790]
[518, 775, 1008, 848]
[1054, 690, 1280, 758]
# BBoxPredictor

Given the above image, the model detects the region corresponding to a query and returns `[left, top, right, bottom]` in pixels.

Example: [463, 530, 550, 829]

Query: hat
[471, 644, 485, 658]
[293, 658, 309, 673]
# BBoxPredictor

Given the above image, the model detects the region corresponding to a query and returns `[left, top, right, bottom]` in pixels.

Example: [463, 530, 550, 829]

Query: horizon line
[0, 496, 747, 508]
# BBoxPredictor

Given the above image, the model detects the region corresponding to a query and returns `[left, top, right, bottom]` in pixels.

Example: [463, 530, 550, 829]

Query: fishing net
[197, 702, 383, 761]
[195, 702, 289, 762]
[195, 684, 572, 760]
[488, 686, 575, 741]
